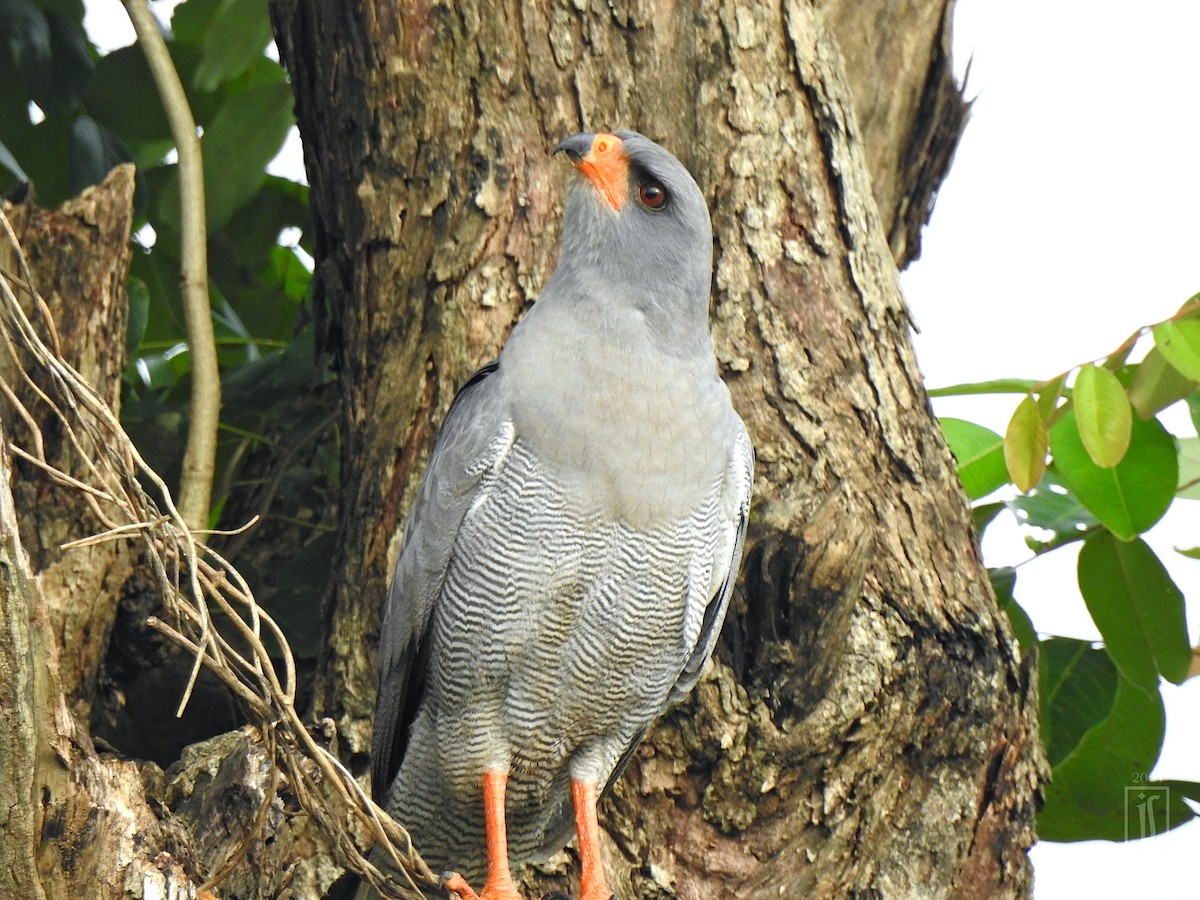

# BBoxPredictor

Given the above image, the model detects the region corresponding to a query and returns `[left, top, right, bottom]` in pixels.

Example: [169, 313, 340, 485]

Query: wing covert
[669, 423, 753, 704]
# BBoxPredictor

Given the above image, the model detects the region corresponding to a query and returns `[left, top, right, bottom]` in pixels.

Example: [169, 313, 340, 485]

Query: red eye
[638, 180, 668, 209]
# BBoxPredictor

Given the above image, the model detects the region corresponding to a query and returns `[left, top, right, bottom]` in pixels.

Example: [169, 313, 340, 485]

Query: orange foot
[442, 871, 529, 900]
[444, 873, 599, 900]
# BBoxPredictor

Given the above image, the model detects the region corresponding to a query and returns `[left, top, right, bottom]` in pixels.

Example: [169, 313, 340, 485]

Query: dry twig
[0, 206, 436, 897]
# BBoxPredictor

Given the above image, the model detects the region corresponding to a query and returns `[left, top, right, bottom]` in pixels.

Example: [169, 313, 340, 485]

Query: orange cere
[577, 133, 629, 212]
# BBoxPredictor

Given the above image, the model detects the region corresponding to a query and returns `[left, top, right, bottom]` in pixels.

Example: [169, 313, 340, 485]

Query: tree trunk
[0, 167, 208, 900]
[0, 165, 349, 900]
[0, 167, 138, 712]
[273, 1, 1039, 898]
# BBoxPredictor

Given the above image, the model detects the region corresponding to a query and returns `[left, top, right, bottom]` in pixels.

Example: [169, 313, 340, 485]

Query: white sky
[902, 1, 1200, 893]
[80, 0, 1199, 894]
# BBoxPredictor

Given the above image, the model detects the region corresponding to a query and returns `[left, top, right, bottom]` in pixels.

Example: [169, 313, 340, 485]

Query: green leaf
[971, 501, 1006, 537]
[221, 175, 309, 265]
[170, 0, 224, 47]
[129, 237, 185, 345]
[268, 243, 312, 305]
[5, 5, 93, 117]
[84, 45, 173, 146]
[1078, 532, 1191, 687]
[206, 176, 310, 340]
[203, 80, 294, 230]
[1044, 775, 1196, 843]
[1161, 780, 1200, 805]
[940, 418, 1009, 499]
[1128, 348, 1198, 419]
[66, 114, 104, 191]
[988, 565, 1015, 601]
[1049, 410, 1176, 540]
[1177, 436, 1200, 501]
[1189, 393, 1200, 434]
[1036, 372, 1067, 420]
[159, 80, 295, 233]
[125, 276, 150, 356]
[40, 9, 93, 115]
[0, 138, 30, 183]
[4, 113, 74, 206]
[990, 568, 1036, 658]
[1039, 673, 1168, 842]
[1007, 474, 1097, 536]
[5, 1, 54, 106]
[191, 0, 275, 92]
[1038, 637, 1118, 769]
[1072, 363, 1132, 467]
[1002, 596, 1036, 660]
[132, 344, 190, 391]
[1153, 319, 1200, 382]
[927, 378, 1041, 398]
[1004, 395, 1048, 492]
[67, 114, 134, 195]
[1176, 546, 1200, 560]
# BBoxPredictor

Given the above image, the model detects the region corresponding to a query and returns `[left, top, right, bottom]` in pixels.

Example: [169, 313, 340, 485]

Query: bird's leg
[443, 770, 527, 900]
[570, 779, 616, 900]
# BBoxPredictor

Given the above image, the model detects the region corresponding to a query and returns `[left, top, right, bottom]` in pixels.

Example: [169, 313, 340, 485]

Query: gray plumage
[370, 130, 753, 890]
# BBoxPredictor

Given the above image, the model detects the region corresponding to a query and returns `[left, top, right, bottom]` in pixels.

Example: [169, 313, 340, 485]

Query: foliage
[937, 296, 1200, 842]
[0, 0, 334, 651]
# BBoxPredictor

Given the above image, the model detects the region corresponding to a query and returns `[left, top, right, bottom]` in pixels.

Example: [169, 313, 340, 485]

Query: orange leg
[571, 780, 614, 900]
[443, 770, 525, 900]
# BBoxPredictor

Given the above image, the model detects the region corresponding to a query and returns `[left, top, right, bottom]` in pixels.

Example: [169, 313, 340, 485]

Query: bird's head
[553, 130, 713, 335]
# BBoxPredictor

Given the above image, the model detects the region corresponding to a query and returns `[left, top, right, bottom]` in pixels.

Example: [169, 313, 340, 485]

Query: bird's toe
[441, 871, 481, 900]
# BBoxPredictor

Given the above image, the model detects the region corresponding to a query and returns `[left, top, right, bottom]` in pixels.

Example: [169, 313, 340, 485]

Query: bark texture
[272, 0, 1040, 898]
[0, 170, 204, 899]
[0, 167, 337, 900]
[0, 166, 138, 711]
[824, 0, 969, 266]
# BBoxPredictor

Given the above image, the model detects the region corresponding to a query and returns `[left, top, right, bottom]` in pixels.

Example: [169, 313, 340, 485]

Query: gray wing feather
[371, 361, 508, 802]
[669, 424, 753, 704]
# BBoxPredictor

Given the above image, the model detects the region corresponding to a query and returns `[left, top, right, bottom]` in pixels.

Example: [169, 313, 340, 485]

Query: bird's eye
[638, 180, 668, 210]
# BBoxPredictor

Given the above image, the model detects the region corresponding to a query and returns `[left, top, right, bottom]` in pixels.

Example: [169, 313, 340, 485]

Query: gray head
[549, 130, 714, 343]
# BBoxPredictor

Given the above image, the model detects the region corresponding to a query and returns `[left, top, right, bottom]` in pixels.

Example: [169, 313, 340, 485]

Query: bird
[368, 130, 753, 900]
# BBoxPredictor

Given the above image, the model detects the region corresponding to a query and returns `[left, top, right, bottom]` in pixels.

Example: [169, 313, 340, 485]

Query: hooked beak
[555, 132, 628, 212]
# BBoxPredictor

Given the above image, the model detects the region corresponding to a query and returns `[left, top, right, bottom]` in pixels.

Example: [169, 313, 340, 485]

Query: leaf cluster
[938, 298, 1200, 842]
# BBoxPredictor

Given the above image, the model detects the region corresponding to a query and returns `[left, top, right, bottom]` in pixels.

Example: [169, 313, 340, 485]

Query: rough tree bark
[0, 167, 138, 712]
[0, 168, 204, 900]
[0, 170, 337, 900]
[271, 0, 1039, 898]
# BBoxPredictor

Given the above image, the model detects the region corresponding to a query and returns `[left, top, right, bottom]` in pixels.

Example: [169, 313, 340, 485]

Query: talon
[442, 872, 482, 900]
